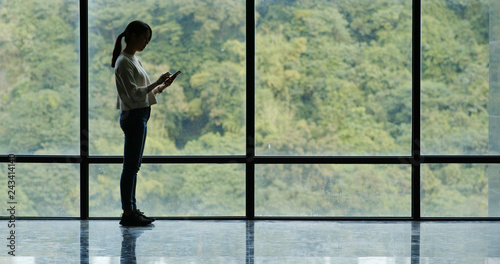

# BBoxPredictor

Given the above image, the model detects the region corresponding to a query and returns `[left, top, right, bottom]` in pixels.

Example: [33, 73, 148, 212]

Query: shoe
[119, 211, 153, 226]
[135, 209, 156, 222]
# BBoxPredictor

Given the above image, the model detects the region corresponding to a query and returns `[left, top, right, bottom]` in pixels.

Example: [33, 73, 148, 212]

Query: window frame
[1, 0, 499, 221]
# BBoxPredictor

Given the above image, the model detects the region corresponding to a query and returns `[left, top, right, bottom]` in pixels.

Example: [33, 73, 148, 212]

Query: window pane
[490, 1, 500, 156]
[255, 0, 412, 155]
[421, 0, 489, 155]
[421, 164, 497, 217]
[0, 163, 80, 217]
[0, 0, 80, 154]
[256, 164, 411, 217]
[90, 164, 245, 217]
[88, 0, 246, 155]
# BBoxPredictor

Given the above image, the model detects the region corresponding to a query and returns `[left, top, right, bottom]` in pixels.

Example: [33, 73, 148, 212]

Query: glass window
[88, 0, 246, 155]
[490, 0, 500, 156]
[421, 164, 494, 217]
[0, 0, 80, 154]
[256, 164, 411, 217]
[421, 0, 489, 155]
[255, 0, 412, 156]
[0, 163, 80, 217]
[2, 0, 497, 221]
[90, 164, 245, 217]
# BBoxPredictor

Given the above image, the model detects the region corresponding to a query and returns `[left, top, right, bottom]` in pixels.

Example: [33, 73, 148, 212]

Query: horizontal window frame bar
[2, 155, 500, 164]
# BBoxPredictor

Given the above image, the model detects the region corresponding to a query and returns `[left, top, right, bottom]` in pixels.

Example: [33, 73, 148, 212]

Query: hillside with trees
[0, 0, 491, 217]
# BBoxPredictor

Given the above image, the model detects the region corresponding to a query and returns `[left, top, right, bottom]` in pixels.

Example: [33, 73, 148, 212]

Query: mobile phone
[165, 70, 181, 84]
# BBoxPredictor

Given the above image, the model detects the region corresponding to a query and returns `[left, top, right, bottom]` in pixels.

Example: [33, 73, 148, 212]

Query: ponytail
[111, 32, 125, 68]
[110, 21, 152, 68]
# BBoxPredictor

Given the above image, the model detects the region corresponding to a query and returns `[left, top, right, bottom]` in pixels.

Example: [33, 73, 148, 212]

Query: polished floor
[0, 220, 499, 263]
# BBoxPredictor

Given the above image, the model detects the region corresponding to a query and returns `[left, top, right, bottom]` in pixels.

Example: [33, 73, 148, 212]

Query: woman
[111, 20, 171, 226]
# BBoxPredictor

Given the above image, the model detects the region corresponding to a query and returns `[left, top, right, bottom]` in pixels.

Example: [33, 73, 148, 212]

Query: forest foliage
[0, 0, 493, 217]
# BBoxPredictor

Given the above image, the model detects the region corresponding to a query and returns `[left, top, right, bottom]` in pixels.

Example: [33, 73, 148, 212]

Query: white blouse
[115, 52, 157, 111]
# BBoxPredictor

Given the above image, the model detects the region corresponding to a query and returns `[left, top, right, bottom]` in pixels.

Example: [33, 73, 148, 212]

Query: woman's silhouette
[111, 20, 174, 226]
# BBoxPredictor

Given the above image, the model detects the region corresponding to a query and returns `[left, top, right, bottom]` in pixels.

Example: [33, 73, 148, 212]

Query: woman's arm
[116, 66, 171, 100]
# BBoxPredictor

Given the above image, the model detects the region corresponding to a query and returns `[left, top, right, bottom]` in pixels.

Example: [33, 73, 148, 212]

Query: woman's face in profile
[133, 31, 151, 52]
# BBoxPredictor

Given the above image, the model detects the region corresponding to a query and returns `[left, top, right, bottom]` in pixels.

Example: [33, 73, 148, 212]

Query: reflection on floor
[0, 220, 499, 263]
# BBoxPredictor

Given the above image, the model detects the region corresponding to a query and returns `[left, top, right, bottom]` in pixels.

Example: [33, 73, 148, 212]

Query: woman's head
[111, 20, 152, 68]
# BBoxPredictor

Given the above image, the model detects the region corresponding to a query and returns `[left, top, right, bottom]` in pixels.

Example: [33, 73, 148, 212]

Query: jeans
[119, 107, 151, 211]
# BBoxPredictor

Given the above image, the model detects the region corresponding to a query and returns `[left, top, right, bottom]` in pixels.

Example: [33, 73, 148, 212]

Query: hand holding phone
[157, 70, 181, 94]
[164, 70, 181, 86]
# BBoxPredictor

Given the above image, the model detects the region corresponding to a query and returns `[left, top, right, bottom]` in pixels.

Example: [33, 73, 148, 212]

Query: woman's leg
[131, 107, 150, 211]
[120, 108, 149, 211]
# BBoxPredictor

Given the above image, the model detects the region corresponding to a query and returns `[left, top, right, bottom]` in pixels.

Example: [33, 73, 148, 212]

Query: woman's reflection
[120, 225, 155, 264]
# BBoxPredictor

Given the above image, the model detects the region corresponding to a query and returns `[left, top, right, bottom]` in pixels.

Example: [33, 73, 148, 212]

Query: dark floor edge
[2, 216, 500, 221]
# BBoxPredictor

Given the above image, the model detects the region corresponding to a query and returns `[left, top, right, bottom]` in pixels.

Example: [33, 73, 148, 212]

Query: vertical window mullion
[246, 0, 256, 219]
[80, 0, 89, 220]
[412, 0, 422, 220]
